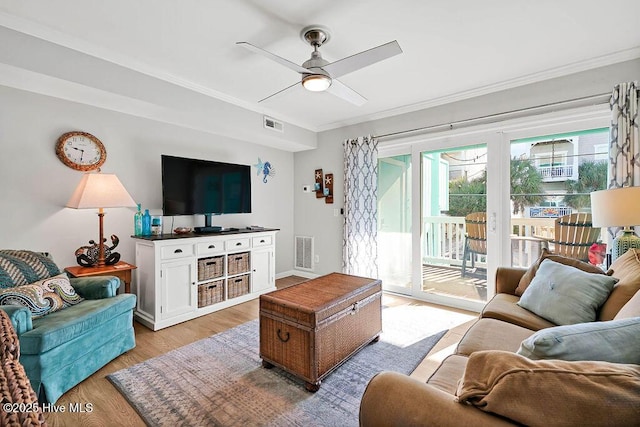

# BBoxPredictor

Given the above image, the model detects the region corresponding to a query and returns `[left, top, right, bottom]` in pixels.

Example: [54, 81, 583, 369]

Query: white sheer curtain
[608, 82, 640, 240]
[342, 136, 378, 277]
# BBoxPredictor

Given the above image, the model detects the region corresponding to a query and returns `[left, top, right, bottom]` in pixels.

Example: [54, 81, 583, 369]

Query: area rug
[108, 305, 449, 427]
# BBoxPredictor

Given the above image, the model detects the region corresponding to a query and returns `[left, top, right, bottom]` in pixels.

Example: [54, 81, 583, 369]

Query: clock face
[56, 131, 106, 171]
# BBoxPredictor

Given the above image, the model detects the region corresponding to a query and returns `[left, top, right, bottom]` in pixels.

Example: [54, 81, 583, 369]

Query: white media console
[132, 228, 278, 330]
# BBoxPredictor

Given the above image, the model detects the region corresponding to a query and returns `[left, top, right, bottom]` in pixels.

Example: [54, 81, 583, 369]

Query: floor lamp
[66, 173, 137, 267]
[590, 186, 640, 262]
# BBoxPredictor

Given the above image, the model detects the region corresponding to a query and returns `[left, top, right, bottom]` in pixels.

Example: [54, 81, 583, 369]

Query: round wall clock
[55, 131, 107, 171]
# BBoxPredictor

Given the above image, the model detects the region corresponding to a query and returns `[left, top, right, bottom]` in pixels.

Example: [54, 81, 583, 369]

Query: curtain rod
[374, 92, 611, 140]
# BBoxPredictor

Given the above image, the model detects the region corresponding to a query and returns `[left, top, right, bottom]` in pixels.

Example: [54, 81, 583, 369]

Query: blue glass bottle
[134, 204, 143, 236]
[142, 209, 152, 236]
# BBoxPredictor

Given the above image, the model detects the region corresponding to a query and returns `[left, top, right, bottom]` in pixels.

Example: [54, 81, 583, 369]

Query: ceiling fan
[237, 26, 402, 106]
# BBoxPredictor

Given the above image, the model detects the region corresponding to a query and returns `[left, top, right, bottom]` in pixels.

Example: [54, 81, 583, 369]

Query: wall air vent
[263, 116, 284, 133]
[294, 236, 314, 271]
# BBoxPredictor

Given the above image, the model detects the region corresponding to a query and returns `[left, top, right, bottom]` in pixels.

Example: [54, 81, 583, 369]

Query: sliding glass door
[378, 134, 499, 312]
[377, 154, 412, 295]
[416, 143, 490, 310]
[376, 107, 609, 313]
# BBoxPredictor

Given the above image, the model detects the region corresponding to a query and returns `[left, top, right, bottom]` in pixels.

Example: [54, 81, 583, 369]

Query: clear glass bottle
[134, 203, 143, 236]
[142, 209, 152, 236]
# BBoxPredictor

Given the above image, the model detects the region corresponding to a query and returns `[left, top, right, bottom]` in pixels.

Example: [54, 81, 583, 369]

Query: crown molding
[1, 11, 638, 135]
[316, 46, 640, 132]
[0, 11, 316, 132]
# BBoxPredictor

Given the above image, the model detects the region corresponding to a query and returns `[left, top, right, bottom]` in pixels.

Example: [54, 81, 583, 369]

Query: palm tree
[447, 172, 486, 217]
[510, 158, 544, 215]
[563, 161, 607, 210]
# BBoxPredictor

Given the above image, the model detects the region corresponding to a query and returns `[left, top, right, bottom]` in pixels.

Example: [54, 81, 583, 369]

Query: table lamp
[590, 186, 640, 262]
[66, 172, 137, 267]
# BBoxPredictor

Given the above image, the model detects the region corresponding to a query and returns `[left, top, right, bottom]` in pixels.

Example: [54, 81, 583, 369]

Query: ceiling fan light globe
[302, 74, 332, 92]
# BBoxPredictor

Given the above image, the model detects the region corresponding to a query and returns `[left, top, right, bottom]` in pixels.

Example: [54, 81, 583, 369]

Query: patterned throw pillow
[0, 250, 61, 289]
[0, 274, 84, 318]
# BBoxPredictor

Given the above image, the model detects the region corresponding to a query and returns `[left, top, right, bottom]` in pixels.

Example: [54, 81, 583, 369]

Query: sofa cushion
[456, 350, 640, 427]
[0, 250, 61, 289]
[426, 354, 468, 395]
[515, 248, 608, 296]
[599, 248, 640, 320]
[0, 274, 83, 319]
[19, 294, 136, 355]
[615, 289, 640, 319]
[517, 317, 640, 364]
[456, 318, 534, 356]
[517, 259, 617, 325]
[481, 293, 555, 330]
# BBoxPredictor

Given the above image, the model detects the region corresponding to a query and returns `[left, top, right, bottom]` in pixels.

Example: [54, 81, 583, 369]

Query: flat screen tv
[161, 155, 252, 220]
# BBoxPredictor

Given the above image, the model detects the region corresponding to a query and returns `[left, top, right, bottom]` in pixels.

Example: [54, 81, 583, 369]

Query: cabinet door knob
[174, 249, 183, 254]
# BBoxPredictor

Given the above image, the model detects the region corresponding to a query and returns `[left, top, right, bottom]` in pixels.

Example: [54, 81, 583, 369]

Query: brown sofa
[360, 249, 640, 426]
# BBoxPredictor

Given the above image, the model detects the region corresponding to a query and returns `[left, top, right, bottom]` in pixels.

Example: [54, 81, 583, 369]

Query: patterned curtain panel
[609, 81, 639, 188]
[608, 81, 639, 240]
[343, 136, 378, 277]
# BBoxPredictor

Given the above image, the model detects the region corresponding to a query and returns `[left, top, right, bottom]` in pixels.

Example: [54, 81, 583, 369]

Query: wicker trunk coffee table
[259, 272, 382, 392]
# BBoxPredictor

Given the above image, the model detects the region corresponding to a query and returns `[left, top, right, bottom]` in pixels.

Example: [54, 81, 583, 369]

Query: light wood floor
[44, 276, 476, 426]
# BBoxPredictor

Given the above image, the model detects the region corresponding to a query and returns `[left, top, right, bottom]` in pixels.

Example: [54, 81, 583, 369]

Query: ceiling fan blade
[326, 79, 367, 106]
[236, 42, 309, 74]
[323, 40, 402, 78]
[258, 81, 300, 103]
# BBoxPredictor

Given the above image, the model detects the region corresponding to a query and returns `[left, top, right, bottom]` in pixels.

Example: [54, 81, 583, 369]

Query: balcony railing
[528, 206, 572, 218]
[420, 216, 556, 269]
[538, 164, 573, 180]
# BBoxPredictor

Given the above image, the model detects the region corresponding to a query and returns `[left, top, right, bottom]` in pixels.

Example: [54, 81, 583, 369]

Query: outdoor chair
[543, 213, 602, 262]
[461, 212, 487, 277]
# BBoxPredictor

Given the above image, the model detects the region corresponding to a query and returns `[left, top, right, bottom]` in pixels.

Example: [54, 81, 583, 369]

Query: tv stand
[133, 229, 278, 330]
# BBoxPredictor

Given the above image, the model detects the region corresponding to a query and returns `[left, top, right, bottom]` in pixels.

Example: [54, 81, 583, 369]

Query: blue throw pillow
[517, 317, 640, 364]
[517, 259, 617, 325]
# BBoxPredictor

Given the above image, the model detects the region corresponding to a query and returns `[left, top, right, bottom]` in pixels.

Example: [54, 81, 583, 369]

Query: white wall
[294, 58, 640, 275]
[0, 85, 295, 273]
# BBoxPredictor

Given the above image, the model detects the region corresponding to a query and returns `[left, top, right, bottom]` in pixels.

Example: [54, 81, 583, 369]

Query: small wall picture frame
[315, 169, 324, 198]
[324, 173, 333, 204]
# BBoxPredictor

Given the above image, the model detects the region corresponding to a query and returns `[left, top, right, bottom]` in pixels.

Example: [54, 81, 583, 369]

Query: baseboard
[276, 270, 320, 280]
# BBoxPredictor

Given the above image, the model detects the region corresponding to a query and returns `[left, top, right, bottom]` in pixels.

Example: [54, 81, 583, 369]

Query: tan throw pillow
[515, 248, 608, 296]
[456, 350, 640, 427]
[599, 249, 640, 320]
[615, 288, 640, 319]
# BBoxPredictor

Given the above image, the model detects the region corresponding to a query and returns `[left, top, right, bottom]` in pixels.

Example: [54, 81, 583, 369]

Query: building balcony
[538, 164, 573, 181]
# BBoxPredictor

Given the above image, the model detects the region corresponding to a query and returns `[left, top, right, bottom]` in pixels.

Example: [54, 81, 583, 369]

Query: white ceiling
[1, 0, 639, 133]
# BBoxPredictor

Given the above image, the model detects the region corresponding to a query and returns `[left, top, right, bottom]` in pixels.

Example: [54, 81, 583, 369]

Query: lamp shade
[66, 173, 136, 209]
[590, 186, 640, 227]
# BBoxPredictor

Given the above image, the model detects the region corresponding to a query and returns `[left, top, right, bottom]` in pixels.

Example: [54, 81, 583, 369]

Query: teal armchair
[1, 275, 136, 403]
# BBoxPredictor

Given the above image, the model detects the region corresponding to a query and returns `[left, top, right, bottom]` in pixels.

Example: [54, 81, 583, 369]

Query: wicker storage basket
[198, 256, 224, 281]
[227, 252, 250, 275]
[259, 273, 382, 392]
[228, 274, 250, 299]
[197, 280, 225, 308]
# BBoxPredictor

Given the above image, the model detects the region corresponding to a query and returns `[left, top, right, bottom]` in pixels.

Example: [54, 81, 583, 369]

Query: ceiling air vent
[263, 116, 284, 133]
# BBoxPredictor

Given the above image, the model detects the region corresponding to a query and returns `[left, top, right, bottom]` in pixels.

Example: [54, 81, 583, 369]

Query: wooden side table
[64, 261, 137, 294]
